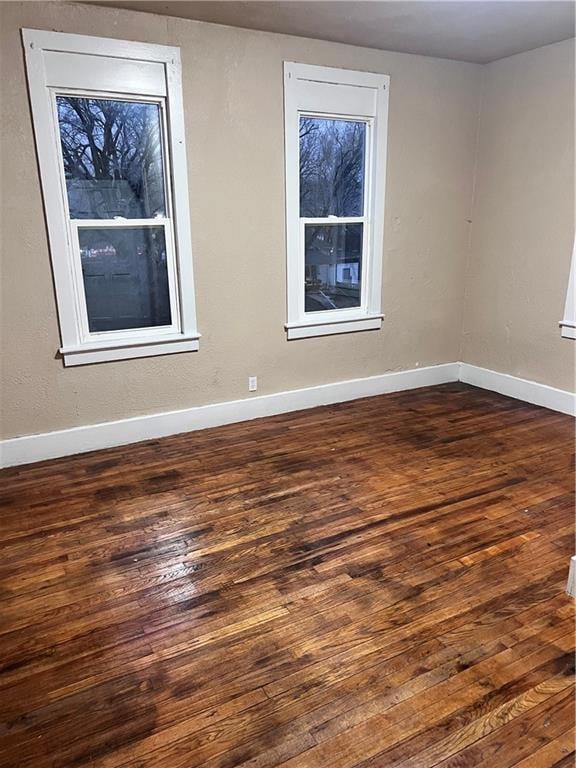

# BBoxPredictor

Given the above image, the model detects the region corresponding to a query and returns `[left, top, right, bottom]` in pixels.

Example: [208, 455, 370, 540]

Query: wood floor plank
[0, 383, 573, 768]
[430, 688, 575, 768]
[511, 730, 574, 768]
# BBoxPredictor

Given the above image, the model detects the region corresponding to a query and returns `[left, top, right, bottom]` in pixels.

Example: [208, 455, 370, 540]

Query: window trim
[283, 62, 389, 340]
[560, 239, 576, 340]
[22, 29, 200, 365]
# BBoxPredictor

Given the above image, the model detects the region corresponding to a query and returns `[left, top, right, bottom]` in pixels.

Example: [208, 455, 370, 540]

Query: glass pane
[300, 117, 366, 218]
[305, 223, 363, 312]
[79, 227, 171, 332]
[56, 96, 166, 219]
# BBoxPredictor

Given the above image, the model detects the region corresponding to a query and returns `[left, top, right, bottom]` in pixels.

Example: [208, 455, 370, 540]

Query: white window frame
[283, 62, 389, 340]
[560, 239, 576, 339]
[22, 29, 200, 365]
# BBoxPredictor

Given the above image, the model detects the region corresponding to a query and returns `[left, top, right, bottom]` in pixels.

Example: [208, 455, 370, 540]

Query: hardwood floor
[0, 382, 574, 768]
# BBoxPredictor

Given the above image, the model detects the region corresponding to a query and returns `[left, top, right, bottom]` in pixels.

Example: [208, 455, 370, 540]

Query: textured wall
[461, 39, 575, 390]
[0, 1, 481, 439]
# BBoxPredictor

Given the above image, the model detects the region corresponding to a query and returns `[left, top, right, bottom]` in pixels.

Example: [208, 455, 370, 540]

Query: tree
[299, 116, 365, 218]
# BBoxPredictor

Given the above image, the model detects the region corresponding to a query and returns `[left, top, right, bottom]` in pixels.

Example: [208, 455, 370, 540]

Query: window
[23, 30, 199, 365]
[560, 240, 575, 339]
[284, 63, 389, 339]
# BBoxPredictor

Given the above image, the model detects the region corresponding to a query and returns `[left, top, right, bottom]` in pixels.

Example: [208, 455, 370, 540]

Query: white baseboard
[0, 362, 459, 468]
[2, 361, 574, 468]
[459, 363, 576, 417]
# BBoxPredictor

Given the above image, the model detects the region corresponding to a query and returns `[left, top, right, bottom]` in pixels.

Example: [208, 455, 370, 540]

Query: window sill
[60, 333, 200, 366]
[286, 314, 383, 340]
[560, 322, 576, 340]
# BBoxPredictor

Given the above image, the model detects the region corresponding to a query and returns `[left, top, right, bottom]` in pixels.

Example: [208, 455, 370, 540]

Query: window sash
[51, 89, 183, 342]
[52, 88, 173, 223]
[297, 111, 373, 320]
[300, 217, 364, 224]
[300, 218, 368, 317]
[70, 219, 182, 343]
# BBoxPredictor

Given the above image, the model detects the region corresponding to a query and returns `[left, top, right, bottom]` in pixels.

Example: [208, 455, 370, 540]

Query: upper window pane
[299, 117, 366, 218]
[56, 97, 166, 220]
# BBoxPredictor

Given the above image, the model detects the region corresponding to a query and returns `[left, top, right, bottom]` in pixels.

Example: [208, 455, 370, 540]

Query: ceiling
[84, 1, 575, 63]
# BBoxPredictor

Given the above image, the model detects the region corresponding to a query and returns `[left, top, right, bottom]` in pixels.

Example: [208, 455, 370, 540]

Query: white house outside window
[283, 62, 389, 339]
[23, 29, 199, 365]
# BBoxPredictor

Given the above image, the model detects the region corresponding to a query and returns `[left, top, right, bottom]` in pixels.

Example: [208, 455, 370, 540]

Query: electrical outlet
[248, 376, 258, 392]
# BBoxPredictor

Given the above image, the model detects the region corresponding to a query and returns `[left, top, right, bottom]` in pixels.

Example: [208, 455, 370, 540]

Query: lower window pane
[304, 223, 363, 312]
[79, 227, 172, 332]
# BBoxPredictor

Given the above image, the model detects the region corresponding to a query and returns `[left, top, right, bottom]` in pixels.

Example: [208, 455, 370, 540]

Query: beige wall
[0, 1, 482, 439]
[461, 38, 575, 391]
[1, 4, 573, 442]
